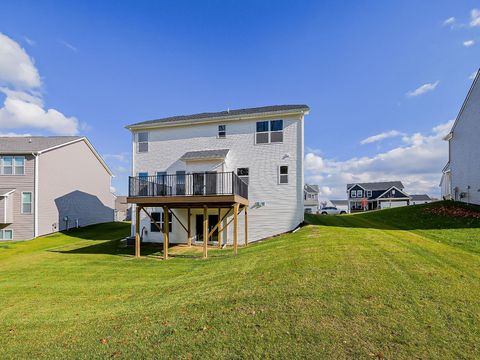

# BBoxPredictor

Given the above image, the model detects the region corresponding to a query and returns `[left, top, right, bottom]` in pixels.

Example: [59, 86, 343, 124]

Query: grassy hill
[1, 202, 480, 359]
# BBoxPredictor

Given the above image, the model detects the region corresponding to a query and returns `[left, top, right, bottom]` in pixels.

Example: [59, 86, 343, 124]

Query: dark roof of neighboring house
[347, 181, 404, 191]
[410, 194, 432, 201]
[330, 199, 348, 206]
[304, 184, 319, 193]
[0, 136, 83, 154]
[180, 149, 230, 161]
[126, 104, 310, 128]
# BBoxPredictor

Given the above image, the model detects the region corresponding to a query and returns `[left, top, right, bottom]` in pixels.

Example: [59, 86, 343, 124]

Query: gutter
[32, 152, 39, 238]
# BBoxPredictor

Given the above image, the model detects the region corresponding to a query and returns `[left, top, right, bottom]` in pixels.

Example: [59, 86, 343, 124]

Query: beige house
[0, 136, 115, 241]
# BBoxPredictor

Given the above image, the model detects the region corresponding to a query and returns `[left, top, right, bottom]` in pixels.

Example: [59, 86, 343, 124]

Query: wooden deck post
[163, 206, 169, 260]
[135, 205, 141, 258]
[233, 203, 239, 255]
[244, 205, 248, 246]
[187, 208, 192, 246]
[217, 208, 222, 248]
[203, 205, 208, 259]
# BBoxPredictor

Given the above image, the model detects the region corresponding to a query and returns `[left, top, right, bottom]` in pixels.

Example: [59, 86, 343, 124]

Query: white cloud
[59, 40, 78, 52]
[463, 40, 475, 47]
[470, 9, 480, 27]
[0, 33, 40, 89]
[23, 36, 35, 46]
[103, 152, 130, 163]
[360, 130, 403, 145]
[0, 131, 32, 137]
[469, 70, 478, 80]
[305, 120, 454, 200]
[443, 17, 456, 26]
[0, 32, 80, 135]
[406, 81, 439, 97]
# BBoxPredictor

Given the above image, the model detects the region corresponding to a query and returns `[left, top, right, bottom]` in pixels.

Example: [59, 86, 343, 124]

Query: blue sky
[0, 1, 479, 198]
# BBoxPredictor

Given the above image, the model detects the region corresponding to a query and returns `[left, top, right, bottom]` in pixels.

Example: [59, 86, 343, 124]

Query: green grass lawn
[1, 202, 480, 359]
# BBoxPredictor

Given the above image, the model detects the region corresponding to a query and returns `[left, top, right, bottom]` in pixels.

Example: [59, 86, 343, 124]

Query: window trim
[351, 190, 357, 198]
[0, 156, 24, 176]
[21, 191, 33, 214]
[278, 165, 289, 184]
[218, 124, 226, 138]
[0, 229, 13, 240]
[366, 190, 372, 198]
[237, 167, 249, 184]
[356, 190, 363, 198]
[137, 132, 149, 153]
[255, 120, 284, 145]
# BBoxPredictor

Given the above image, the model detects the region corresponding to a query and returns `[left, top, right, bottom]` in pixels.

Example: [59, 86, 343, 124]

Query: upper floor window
[278, 165, 288, 184]
[256, 120, 284, 144]
[356, 190, 363, 198]
[218, 125, 226, 138]
[22, 192, 32, 214]
[137, 132, 149, 153]
[367, 190, 372, 197]
[237, 168, 249, 184]
[350, 190, 356, 198]
[1, 156, 25, 175]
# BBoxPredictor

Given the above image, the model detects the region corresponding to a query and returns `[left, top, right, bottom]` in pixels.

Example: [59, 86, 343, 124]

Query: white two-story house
[126, 105, 309, 258]
[441, 70, 480, 204]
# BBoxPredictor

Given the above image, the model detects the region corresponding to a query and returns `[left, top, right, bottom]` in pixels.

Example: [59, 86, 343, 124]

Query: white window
[137, 132, 149, 153]
[150, 211, 172, 233]
[21, 192, 32, 214]
[218, 125, 226, 138]
[237, 168, 249, 184]
[367, 190, 372, 197]
[279, 165, 288, 184]
[0, 229, 13, 240]
[14, 157, 25, 175]
[1, 156, 13, 175]
[351, 190, 356, 198]
[356, 190, 363, 198]
[255, 120, 284, 144]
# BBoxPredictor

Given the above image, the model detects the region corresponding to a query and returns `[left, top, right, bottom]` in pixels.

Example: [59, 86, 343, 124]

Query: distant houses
[441, 70, 480, 205]
[0, 136, 115, 241]
[410, 194, 433, 205]
[304, 184, 319, 213]
[347, 181, 410, 212]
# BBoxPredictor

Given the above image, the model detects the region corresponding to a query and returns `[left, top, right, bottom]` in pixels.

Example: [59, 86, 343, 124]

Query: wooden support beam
[203, 205, 208, 259]
[217, 208, 222, 248]
[135, 205, 141, 258]
[244, 205, 248, 246]
[141, 207, 161, 232]
[163, 206, 169, 260]
[187, 208, 192, 246]
[208, 208, 232, 239]
[233, 203, 239, 256]
[169, 210, 188, 233]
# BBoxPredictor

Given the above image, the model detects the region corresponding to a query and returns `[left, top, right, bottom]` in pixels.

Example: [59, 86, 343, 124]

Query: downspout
[32, 152, 39, 238]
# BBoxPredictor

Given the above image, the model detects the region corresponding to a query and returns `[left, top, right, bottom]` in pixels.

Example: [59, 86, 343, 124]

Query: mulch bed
[423, 205, 480, 218]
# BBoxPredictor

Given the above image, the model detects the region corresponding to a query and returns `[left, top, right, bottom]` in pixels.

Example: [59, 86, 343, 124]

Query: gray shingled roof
[330, 200, 348, 206]
[127, 105, 310, 128]
[0, 136, 82, 154]
[410, 194, 431, 201]
[347, 181, 404, 191]
[304, 184, 319, 193]
[180, 149, 229, 161]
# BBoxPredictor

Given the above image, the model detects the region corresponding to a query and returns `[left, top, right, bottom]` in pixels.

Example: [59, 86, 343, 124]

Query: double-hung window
[255, 120, 284, 144]
[351, 190, 356, 198]
[21, 192, 32, 214]
[150, 211, 172, 233]
[356, 190, 363, 198]
[137, 132, 149, 153]
[237, 168, 249, 184]
[2, 156, 13, 175]
[0, 156, 25, 175]
[0, 229, 13, 240]
[278, 166, 288, 184]
[218, 125, 226, 138]
[367, 190, 372, 198]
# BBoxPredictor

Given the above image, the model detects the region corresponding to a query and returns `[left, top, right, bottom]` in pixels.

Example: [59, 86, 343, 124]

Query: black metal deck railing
[128, 171, 248, 199]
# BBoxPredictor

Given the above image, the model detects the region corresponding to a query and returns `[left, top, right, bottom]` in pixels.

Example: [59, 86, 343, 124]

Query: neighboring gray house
[304, 184, 319, 213]
[441, 70, 480, 204]
[0, 136, 115, 241]
[115, 196, 131, 221]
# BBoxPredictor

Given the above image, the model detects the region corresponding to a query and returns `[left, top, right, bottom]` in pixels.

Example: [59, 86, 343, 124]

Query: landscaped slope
[1, 205, 480, 359]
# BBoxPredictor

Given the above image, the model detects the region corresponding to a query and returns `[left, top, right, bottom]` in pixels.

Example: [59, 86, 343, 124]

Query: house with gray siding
[0, 136, 115, 241]
[304, 184, 319, 213]
[126, 104, 309, 258]
[441, 70, 480, 204]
